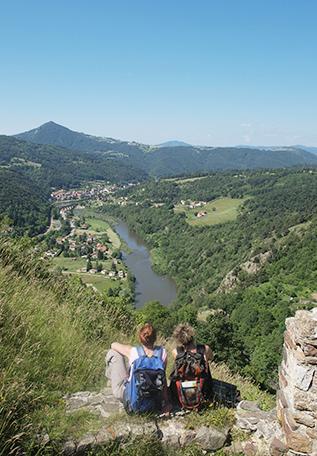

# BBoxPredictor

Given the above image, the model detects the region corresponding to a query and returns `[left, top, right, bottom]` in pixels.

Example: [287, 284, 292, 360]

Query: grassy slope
[174, 197, 248, 226]
[0, 238, 134, 454]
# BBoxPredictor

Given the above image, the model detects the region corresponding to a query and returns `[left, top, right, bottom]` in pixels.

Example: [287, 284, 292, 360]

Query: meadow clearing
[174, 197, 248, 226]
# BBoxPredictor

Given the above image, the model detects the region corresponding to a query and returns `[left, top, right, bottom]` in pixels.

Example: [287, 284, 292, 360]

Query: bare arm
[111, 342, 132, 358]
[205, 344, 214, 362]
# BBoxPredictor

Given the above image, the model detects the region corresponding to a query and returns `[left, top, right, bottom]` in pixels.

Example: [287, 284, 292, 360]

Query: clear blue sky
[1, 0, 317, 146]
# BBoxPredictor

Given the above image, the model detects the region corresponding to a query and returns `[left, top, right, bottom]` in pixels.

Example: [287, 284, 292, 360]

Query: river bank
[69, 207, 177, 307]
[113, 220, 177, 308]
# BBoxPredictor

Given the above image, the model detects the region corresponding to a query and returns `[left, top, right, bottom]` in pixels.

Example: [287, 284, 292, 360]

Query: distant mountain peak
[38, 121, 66, 129]
[157, 140, 192, 148]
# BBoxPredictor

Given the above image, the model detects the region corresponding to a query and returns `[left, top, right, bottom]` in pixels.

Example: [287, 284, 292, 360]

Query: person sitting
[105, 323, 169, 414]
[169, 323, 213, 410]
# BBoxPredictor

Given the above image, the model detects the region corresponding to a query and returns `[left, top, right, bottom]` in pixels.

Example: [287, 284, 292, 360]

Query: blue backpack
[123, 346, 166, 413]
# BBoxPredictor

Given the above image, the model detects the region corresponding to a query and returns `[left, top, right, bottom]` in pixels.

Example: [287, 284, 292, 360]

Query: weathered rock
[277, 308, 317, 455]
[76, 434, 96, 455]
[159, 419, 228, 451]
[193, 425, 228, 451]
[63, 441, 76, 456]
[270, 436, 288, 455]
[65, 388, 124, 418]
[293, 364, 315, 391]
[238, 400, 262, 412]
[235, 400, 276, 434]
[216, 251, 272, 293]
[293, 411, 315, 428]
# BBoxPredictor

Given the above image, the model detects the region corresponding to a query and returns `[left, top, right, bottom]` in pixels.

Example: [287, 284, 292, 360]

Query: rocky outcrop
[229, 400, 279, 456]
[216, 251, 272, 293]
[62, 390, 281, 455]
[63, 389, 229, 453]
[276, 308, 317, 455]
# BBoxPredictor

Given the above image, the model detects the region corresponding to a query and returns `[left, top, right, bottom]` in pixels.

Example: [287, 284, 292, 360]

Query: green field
[51, 256, 125, 293]
[79, 273, 122, 293]
[52, 256, 87, 272]
[174, 197, 248, 226]
[85, 217, 109, 231]
[52, 256, 114, 271]
[74, 209, 121, 249]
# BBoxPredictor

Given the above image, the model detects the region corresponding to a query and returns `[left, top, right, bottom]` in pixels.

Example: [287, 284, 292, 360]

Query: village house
[196, 211, 207, 218]
[96, 243, 108, 253]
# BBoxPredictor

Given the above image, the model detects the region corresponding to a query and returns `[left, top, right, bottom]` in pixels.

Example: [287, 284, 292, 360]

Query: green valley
[2, 142, 317, 453]
[102, 168, 317, 390]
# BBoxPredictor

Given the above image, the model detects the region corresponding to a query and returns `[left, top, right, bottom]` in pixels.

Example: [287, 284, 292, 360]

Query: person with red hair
[106, 323, 169, 412]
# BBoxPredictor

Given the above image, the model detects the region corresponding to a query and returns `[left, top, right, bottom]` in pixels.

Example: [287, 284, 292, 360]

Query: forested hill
[0, 135, 147, 188]
[0, 168, 50, 235]
[103, 169, 317, 390]
[16, 122, 317, 176]
[15, 121, 148, 161]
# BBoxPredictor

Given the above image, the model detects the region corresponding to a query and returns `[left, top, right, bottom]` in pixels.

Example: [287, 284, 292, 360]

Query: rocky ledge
[63, 391, 278, 455]
[61, 307, 317, 455]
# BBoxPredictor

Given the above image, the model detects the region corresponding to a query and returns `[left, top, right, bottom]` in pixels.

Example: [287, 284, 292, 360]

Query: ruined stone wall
[277, 308, 317, 455]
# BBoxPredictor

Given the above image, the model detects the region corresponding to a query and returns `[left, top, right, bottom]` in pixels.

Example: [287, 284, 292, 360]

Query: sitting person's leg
[105, 349, 128, 402]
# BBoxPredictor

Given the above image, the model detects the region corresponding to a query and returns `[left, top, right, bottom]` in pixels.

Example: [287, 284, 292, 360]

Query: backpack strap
[176, 346, 185, 355]
[196, 344, 206, 355]
[153, 346, 163, 359]
[136, 346, 146, 357]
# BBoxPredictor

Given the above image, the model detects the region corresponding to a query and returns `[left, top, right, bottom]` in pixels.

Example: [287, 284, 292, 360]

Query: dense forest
[0, 168, 50, 235]
[0, 135, 147, 189]
[102, 169, 317, 390]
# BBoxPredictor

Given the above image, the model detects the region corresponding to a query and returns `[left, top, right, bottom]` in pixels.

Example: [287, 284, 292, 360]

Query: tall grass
[0, 238, 135, 454]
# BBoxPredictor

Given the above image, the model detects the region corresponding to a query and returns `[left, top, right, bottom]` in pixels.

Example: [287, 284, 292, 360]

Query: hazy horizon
[9, 120, 317, 149]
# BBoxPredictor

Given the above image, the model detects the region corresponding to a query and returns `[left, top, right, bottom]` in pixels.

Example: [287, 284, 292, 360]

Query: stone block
[270, 436, 288, 456]
[76, 434, 96, 455]
[280, 408, 299, 432]
[293, 347, 306, 363]
[292, 364, 315, 391]
[62, 440, 76, 455]
[285, 330, 297, 350]
[279, 368, 289, 388]
[293, 412, 315, 428]
[193, 425, 228, 451]
[277, 389, 289, 409]
[306, 426, 317, 440]
[283, 426, 312, 455]
[302, 344, 317, 357]
[294, 389, 317, 413]
[237, 400, 261, 412]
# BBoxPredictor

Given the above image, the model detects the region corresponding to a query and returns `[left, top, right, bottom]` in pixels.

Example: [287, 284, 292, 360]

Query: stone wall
[277, 308, 317, 455]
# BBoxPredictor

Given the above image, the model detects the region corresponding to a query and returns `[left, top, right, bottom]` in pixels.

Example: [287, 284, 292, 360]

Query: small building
[196, 211, 207, 218]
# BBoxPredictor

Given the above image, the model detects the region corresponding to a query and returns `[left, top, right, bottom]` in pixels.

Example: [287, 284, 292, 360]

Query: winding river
[114, 221, 177, 308]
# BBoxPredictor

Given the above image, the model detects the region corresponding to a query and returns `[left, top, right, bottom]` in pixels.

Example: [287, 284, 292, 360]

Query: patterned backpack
[171, 344, 212, 410]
